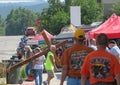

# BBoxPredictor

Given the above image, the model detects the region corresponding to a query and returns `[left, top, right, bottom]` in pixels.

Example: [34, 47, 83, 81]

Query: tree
[71, 0, 104, 25]
[48, 11, 69, 34]
[0, 15, 5, 26]
[64, 0, 72, 12]
[0, 15, 5, 35]
[5, 7, 38, 35]
[39, 0, 104, 35]
[48, 0, 61, 5]
[110, 2, 120, 16]
[39, 0, 68, 35]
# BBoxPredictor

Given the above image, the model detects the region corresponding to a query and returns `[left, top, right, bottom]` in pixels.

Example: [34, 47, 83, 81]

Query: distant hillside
[0, 2, 49, 19]
[25, 3, 49, 13]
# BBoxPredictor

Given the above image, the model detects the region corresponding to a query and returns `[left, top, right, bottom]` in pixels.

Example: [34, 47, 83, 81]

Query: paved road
[0, 36, 67, 85]
[0, 36, 22, 62]
[0, 72, 67, 85]
[22, 72, 66, 85]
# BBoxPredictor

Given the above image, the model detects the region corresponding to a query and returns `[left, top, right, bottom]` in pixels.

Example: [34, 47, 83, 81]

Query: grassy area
[0, 26, 5, 36]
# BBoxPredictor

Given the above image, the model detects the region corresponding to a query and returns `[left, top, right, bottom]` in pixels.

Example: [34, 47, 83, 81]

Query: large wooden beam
[0, 40, 69, 76]
[42, 32, 63, 66]
[42, 31, 51, 47]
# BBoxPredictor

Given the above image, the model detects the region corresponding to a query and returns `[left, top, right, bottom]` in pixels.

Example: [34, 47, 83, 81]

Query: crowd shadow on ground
[55, 72, 67, 81]
[43, 67, 67, 81]
[56, 72, 61, 80]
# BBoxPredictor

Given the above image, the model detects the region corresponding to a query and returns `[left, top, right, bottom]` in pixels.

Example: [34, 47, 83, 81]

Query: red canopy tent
[31, 29, 54, 41]
[88, 14, 120, 39]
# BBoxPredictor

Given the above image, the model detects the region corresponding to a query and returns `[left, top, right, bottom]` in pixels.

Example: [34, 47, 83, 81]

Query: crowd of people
[16, 39, 58, 85]
[60, 28, 120, 85]
[15, 27, 120, 85]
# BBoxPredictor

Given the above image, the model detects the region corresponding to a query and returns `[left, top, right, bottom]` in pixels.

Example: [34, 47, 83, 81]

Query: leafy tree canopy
[0, 15, 5, 35]
[110, 2, 120, 16]
[4, 0, 104, 35]
[71, 0, 104, 24]
[39, 0, 104, 35]
[5, 7, 38, 35]
[0, 15, 5, 26]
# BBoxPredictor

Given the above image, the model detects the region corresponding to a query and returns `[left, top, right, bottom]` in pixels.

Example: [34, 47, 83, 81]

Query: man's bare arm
[60, 65, 68, 85]
[115, 73, 120, 85]
[81, 75, 87, 85]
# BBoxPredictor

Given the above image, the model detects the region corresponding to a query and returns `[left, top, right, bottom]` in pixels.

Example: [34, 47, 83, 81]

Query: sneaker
[43, 81, 48, 85]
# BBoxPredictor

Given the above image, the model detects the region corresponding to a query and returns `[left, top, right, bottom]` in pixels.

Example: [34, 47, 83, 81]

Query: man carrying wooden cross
[43, 45, 58, 85]
[0, 30, 69, 85]
[42, 30, 63, 85]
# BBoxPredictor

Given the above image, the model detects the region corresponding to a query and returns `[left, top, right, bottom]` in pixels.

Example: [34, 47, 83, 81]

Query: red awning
[88, 14, 120, 39]
[31, 29, 54, 40]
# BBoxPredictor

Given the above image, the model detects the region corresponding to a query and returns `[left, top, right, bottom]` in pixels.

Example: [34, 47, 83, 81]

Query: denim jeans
[67, 77, 90, 85]
[25, 63, 32, 76]
[34, 69, 43, 85]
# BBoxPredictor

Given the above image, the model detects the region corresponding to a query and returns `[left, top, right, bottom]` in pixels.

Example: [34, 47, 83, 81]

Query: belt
[68, 76, 81, 79]
[92, 82, 114, 85]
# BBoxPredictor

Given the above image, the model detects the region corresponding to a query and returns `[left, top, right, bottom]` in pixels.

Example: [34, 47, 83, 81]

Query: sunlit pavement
[0, 72, 66, 85]
[21, 72, 66, 85]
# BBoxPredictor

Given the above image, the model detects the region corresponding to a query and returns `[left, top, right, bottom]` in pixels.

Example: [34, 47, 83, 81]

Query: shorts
[46, 70, 55, 78]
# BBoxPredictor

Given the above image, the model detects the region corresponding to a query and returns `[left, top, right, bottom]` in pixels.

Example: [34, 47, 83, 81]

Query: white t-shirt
[34, 55, 46, 69]
[109, 45, 120, 57]
[89, 44, 97, 50]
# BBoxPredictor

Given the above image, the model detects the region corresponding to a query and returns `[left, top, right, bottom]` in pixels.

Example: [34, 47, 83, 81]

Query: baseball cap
[109, 40, 116, 44]
[74, 28, 85, 39]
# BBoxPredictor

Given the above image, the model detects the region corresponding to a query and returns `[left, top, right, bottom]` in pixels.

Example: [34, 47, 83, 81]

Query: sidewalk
[21, 72, 66, 85]
[0, 72, 66, 85]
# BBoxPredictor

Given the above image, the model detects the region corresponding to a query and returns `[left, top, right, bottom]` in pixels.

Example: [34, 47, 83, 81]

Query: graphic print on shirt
[71, 51, 88, 70]
[90, 57, 110, 79]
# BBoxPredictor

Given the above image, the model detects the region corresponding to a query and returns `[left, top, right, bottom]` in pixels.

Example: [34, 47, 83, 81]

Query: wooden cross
[0, 31, 69, 76]
[42, 31, 63, 66]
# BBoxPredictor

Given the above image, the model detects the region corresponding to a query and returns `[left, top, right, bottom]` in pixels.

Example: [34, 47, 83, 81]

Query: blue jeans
[25, 63, 32, 76]
[67, 77, 90, 85]
[34, 69, 43, 85]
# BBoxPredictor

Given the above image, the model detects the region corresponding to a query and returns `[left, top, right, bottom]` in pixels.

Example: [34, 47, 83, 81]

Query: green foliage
[39, 1, 69, 35]
[48, 0, 61, 5]
[0, 27, 5, 36]
[77, 0, 104, 24]
[0, 15, 5, 36]
[0, 0, 105, 36]
[49, 11, 69, 34]
[39, 0, 104, 35]
[64, 0, 104, 25]
[110, 2, 120, 16]
[19, 65, 27, 79]
[0, 63, 3, 77]
[5, 7, 38, 35]
[39, 44, 48, 50]
[0, 15, 5, 26]
[0, 63, 6, 77]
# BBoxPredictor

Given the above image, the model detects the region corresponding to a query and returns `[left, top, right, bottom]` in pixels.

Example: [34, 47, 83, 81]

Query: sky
[0, 0, 64, 3]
